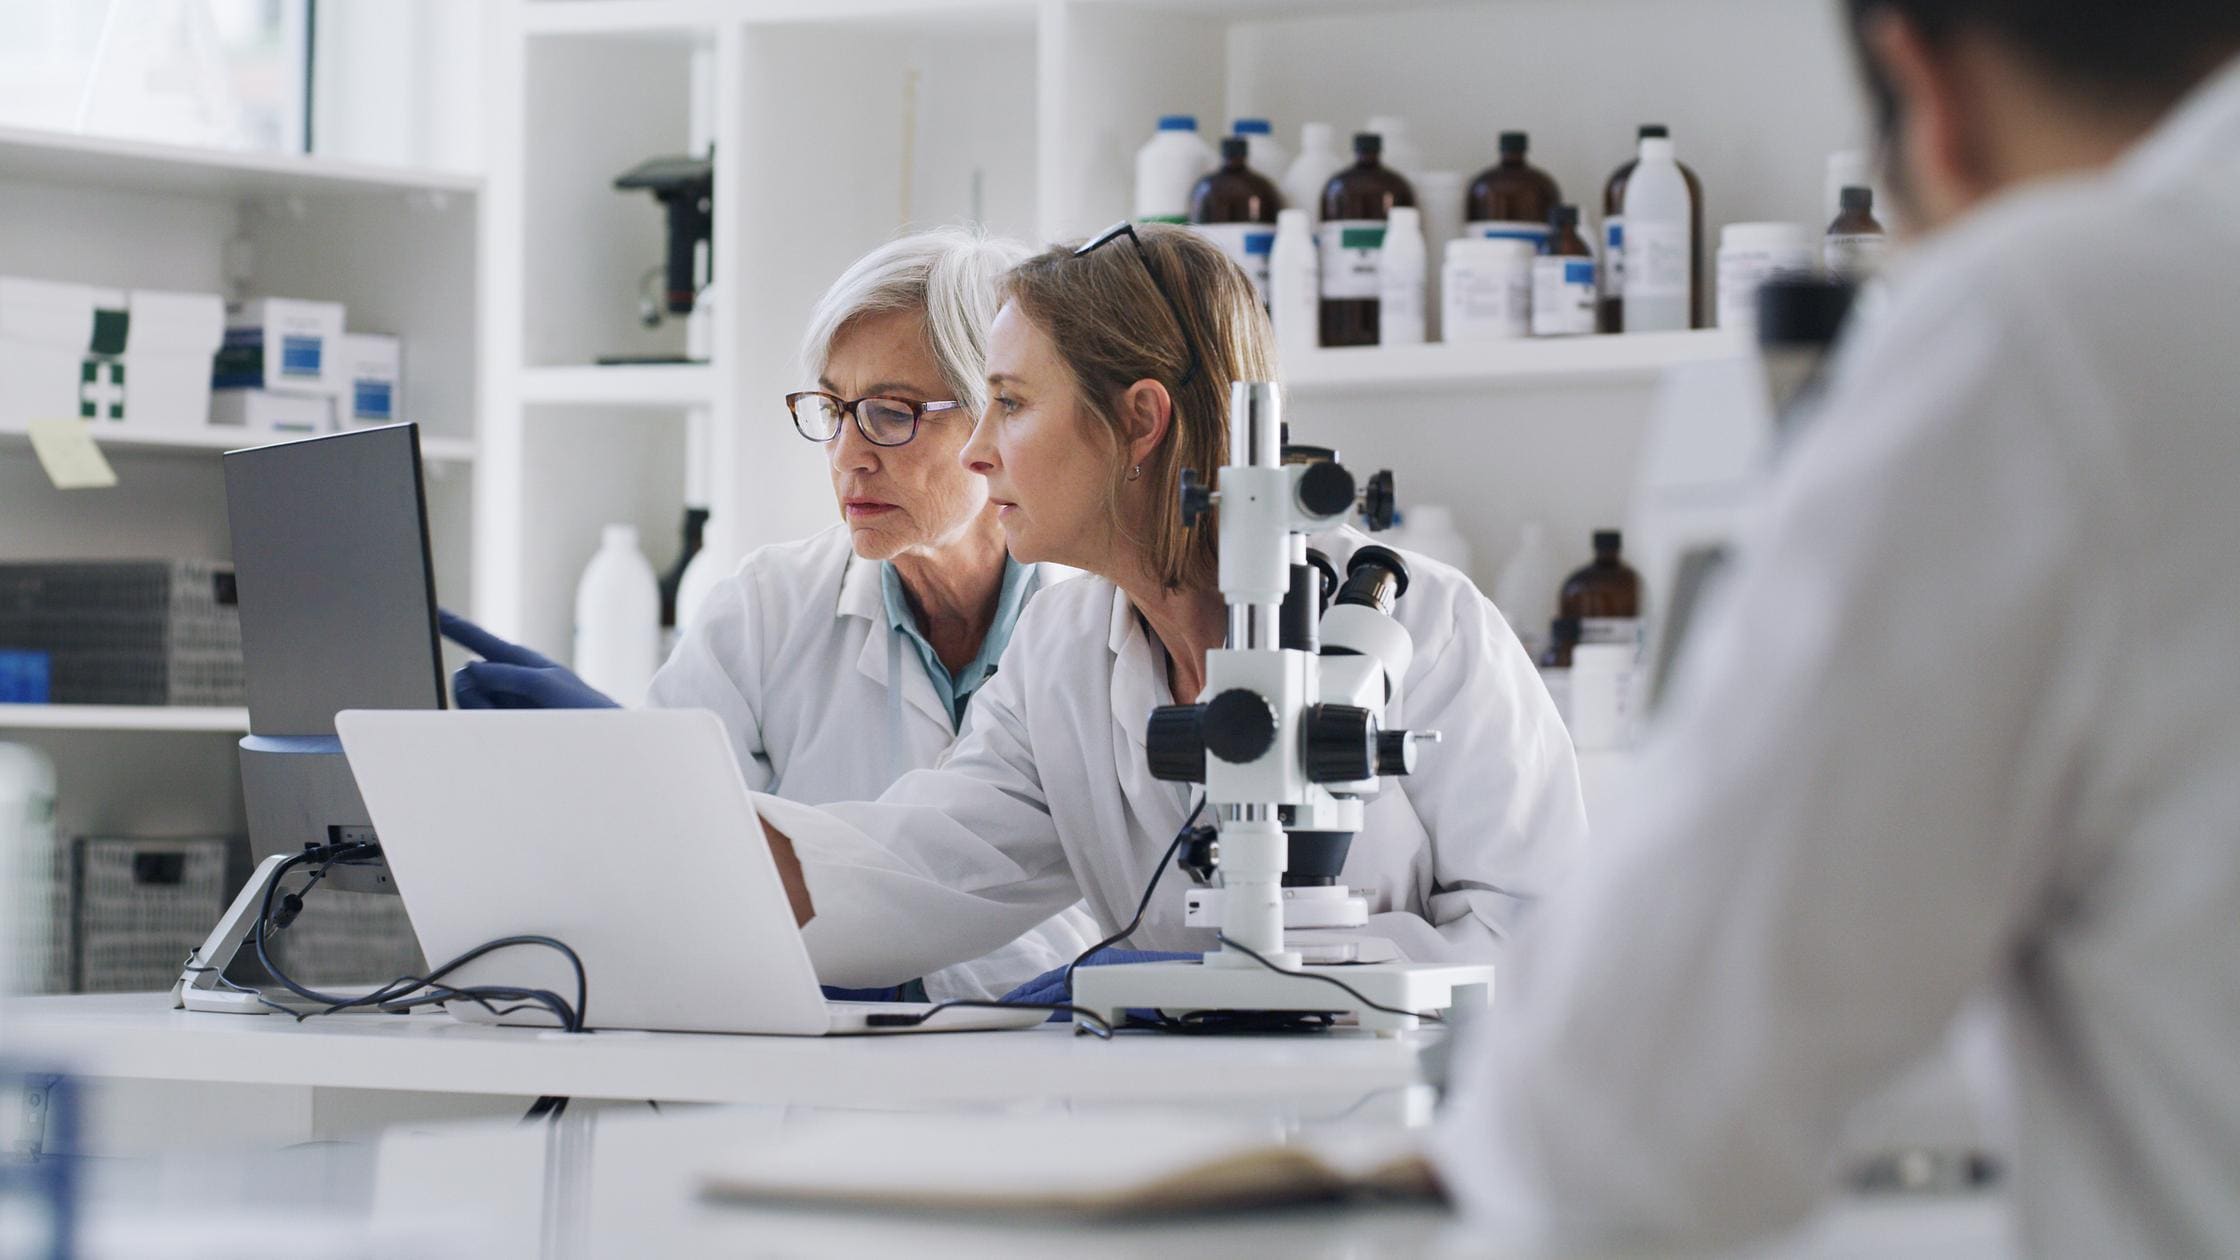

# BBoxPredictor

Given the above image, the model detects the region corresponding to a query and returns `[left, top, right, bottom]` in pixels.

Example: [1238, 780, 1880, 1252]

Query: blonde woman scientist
[752, 225, 1587, 996]
[442, 227, 1096, 1003]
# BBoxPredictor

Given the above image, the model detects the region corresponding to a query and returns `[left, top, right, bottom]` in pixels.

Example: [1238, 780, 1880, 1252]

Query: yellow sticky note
[26, 418, 118, 490]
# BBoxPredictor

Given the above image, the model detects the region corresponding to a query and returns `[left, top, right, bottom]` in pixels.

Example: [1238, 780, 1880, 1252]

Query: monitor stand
[172, 852, 389, 1016]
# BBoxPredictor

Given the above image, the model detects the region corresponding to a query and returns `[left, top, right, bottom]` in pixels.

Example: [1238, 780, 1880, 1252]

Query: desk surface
[5, 993, 1436, 1109]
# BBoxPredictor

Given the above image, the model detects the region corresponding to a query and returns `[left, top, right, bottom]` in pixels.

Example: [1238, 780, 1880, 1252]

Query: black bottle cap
[1840, 185, 1873, 212]
[1756, 276, 1857, 349]
[1221, 136, 1248, 163]
[1500, 130, 1528, 155]
[1550, 204, 1578, 230]
[1353, 132, 1382, 158]
[1638, 123, 1669, 139]
[1593, 529, 1623, 555]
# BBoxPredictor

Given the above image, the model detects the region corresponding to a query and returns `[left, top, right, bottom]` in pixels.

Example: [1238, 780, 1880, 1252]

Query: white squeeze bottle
[1281, 123, 1346, 226]
[574, 523, 660, 706]
[1233, 117, 1290, 188]
[1377, 206, 1427, 346]
[1270, 208, 1320, 353]
[1134, 115, 1216, 224]
[1621, 135, 1693, 332]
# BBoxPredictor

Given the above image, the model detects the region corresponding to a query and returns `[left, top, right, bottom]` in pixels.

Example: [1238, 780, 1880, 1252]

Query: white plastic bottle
[1232, 118, 1290, 189]
[1269, 208, 1320, 354]
[1364, 114, 1425, 186]
[1133, 115, 1215, 225]
[1281, 123, 1346, 225]
[574, 523, 660, 707]
[1376, 206, 1427, 346]
[1621, 135, 1693, 332]
[1491, 520, 1555, 659]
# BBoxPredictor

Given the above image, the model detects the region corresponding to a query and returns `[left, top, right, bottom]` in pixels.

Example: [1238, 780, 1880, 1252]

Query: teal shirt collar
[880, 555, 1035, 729]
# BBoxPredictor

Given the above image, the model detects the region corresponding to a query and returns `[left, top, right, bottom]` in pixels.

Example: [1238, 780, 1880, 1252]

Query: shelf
[1283, 330, 1743, 398]
[0, 124, 480, 202]
[518, 363, 715, 408]
[0, 425, 476, 463]
[0, 704, 249, 733]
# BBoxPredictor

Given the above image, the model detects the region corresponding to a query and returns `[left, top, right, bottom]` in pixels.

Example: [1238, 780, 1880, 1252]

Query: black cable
[1212, 933, 1444, 1027]
[1061, 793, 1206, 997]
[522, 1095, 569, 1124]
[245, 840, 590, 1033]
[863, 999, 1116, 1039]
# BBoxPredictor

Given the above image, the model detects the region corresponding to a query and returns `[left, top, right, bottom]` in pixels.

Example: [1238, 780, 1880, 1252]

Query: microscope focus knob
[1361, 469, 1398, 531]
[1304, 704, 1376, 783]
[1296, 460, 1357, 518]
[1202, 689, 1278, 765]
[1146, 704, 1208, 783]
[1179, 468, 1215, 527]
[1376, 729, 1420, 777]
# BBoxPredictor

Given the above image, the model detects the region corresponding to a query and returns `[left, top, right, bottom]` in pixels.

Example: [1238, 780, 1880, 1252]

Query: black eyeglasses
[786, 391, 964, 447]
[1074, 221, 1202, 389]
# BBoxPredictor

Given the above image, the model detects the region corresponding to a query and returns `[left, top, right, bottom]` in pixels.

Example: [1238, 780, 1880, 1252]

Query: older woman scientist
[752, 224, 1587, 995]
[441, 227, 1096, 1003]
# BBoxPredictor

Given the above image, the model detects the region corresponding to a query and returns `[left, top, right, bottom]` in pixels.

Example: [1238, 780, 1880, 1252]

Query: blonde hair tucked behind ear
[1002, 225, 1276, 592]
[800, 225, 1033, 417]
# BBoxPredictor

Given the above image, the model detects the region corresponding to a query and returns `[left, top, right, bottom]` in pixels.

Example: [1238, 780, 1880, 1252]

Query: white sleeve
[752, 654, 1086, 989]
[1370, 577, 1589, 962]
[1429, 273, 2120, 1247]
[646, 573, 773, 792]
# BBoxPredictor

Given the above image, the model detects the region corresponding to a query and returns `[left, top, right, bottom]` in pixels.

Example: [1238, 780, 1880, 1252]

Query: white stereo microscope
[1072, 382, 1495, 1034]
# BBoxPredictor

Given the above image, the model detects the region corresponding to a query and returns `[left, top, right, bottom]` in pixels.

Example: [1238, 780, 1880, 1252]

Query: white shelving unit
[0, 124, 482, 850]
[0, 706, 251, 734]
[479, 0, 1867, 658]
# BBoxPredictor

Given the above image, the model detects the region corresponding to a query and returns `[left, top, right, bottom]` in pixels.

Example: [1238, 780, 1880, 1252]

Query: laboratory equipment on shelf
[1071, 383, 1494, 1035]
[609, 150, 713, 358]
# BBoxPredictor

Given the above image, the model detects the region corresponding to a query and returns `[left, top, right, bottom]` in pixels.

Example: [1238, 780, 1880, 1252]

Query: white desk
[5, 993, 1441, 1153]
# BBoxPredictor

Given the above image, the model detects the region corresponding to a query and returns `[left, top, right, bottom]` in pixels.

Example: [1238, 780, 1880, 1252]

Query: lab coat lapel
[839, 553, 952, 735]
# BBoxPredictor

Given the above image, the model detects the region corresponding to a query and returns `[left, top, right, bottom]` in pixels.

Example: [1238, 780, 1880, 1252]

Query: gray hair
[799, 225, 1033, 419]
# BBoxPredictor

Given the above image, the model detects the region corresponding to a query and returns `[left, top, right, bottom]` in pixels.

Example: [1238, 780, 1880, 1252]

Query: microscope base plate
[1072, 960, 1493, 1036]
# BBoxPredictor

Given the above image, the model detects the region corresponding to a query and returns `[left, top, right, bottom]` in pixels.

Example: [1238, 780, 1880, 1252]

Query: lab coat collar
[2121, 52, 2240, 191]
[839, 550, 950, 732]
[1106, 584, 1173, 750]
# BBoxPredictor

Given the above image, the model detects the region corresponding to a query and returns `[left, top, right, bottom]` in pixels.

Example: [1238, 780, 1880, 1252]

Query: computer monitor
[223, 423, 446, 895]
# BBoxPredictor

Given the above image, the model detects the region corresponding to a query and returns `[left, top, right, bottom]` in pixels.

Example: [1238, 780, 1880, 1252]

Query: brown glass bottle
[1191, 137, 1282, 304]
[1598, 124, 1706, 333]
[1539, 616, 1582, 670]
[1318, 132, 1416, 347]
[1558, 530, 1642, 646]
[1823, 185, 1889, 280]
[1465, 131, 1563, 250]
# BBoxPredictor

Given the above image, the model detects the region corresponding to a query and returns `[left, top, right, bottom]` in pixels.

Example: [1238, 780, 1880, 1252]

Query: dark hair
[1847, 0, 2240, 128]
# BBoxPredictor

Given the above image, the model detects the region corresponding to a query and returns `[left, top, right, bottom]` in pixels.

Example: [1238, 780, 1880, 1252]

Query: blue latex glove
[439, 610, 619, 710]
[1000, 947, 1196, 1011]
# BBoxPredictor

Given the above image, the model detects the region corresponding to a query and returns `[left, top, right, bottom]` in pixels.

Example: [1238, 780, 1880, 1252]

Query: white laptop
[334, 708, 1045, 1036]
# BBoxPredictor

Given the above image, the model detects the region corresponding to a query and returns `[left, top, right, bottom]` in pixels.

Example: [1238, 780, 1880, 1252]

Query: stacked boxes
[0, 561, 245, 706]
[210, 297, 344, 433]
[71, 836, 242, 993]
[0, 277, 225, 432]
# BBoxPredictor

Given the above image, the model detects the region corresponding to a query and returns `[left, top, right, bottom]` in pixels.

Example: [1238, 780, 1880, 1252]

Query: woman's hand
[761, 818, 815, 926]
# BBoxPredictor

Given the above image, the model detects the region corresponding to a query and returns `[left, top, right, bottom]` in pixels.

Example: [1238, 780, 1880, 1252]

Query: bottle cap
[1638, 123, 1670, 139]
[1233, 117, 1272, 135]
[1353, 132, 1383, 158]
[1221, 136, 1248, 162]
[1158, 114, 1198, 132]
[1500, 130, 1528, 155]
[1550, 204, 1579, 230]
[1276, 207, 1311, 233]
[1722, 221, 1813, 250]
[1840, 185, 1874, 212]
[1639, 136, 1676, 161]
[1445, 236, 1536, 267]
[1387, 206, 1421, 232]
[1756, 276, 1857, 349]
[1301, 121, 1336, 149]
[1593, 529, 1622, 554]
[603, 523, 639, 547]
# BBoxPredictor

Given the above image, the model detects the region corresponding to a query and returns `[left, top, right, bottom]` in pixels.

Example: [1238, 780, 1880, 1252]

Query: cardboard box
[209, 388, 333, 434]
[213, 297, 346, 398]
[0, 276, 224, 431]
[340, 332, 402, 426]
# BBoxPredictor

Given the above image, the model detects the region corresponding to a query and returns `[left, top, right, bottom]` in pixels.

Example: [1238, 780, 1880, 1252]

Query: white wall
[312, 0, 488, 173]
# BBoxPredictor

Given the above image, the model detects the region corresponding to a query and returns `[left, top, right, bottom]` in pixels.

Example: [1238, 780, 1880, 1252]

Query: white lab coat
[752, 527, 1588, 987]
[647, 523, 1098, 1002]
[1432, 57, 2240, 1258]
